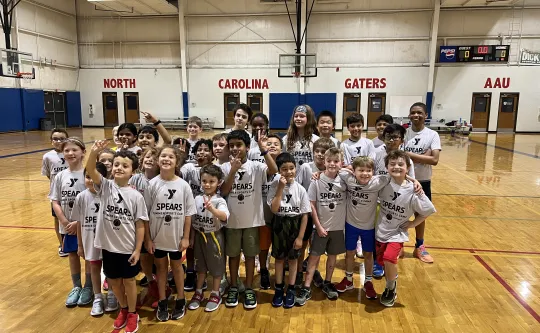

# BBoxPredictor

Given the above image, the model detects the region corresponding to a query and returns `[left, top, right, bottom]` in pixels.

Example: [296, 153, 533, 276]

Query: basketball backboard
[278, 53, 317, 78]
[0, 49, 35, 79]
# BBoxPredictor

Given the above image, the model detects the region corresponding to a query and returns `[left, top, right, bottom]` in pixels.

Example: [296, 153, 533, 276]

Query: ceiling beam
[461, 0, 473, 5]
[132, 0, 162, 14]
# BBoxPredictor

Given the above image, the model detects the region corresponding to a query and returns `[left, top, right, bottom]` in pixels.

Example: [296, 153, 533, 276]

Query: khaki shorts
[225, 227, 260, 258]
[194, 229, 226, 277]
[310, 230, 346, 256]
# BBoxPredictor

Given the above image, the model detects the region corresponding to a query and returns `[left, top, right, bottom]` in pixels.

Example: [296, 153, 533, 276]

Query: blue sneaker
[272, 287, 284, 307]
[66, 287, 82, 307]
[284, 288, 295, 308]
[373, 263, 385, 278]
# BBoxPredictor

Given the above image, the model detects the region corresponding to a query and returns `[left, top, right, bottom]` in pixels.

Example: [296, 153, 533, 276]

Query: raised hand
[91, 140, 109, 154]
[141, 111, 158, 124]
[257, 129, 268, 150]
[230, 155, 242, 172]
[203, 195, 214, 212]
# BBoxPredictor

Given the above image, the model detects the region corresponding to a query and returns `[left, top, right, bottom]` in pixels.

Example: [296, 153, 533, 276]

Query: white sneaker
[105, 291, 119, 312]
[356, 239, 364, 258]
[90, 297, 105, 316]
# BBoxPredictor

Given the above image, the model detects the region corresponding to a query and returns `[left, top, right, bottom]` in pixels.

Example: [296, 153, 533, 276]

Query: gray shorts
[194, 229, 226, 277]
[310, 230, 346, 256]
[225, 227, 260, 258]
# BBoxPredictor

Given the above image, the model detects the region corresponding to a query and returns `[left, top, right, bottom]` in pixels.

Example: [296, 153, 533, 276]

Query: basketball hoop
[292, 71, 302, 78]
[17, 72, 33, 84]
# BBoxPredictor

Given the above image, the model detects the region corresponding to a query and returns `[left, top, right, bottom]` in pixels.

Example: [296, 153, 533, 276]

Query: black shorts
[271, 215, 301, 260]
[141, 245, 148, 254]
[51, 203, 56, 217]
[102, 249, 140, 280]
[420, 180, 432, 201]
[303, 215, 313, 242]
[154, 249, 182, 261]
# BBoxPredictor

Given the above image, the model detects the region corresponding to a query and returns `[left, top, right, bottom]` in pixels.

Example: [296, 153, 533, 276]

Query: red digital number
[477, 46, 489, 54]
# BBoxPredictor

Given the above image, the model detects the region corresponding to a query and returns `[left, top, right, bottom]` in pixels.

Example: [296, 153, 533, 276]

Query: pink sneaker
[335, 277, 353, 293]
[363, 281, 377, 299]
[113, 308, 128, 329]
[413, 245, 434, 263]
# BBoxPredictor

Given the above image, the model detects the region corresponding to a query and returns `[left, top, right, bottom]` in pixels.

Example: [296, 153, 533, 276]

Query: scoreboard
[439, 45, 510, 63]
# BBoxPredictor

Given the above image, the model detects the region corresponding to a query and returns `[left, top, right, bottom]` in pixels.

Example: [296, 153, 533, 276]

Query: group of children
[43, 103, 440, 333]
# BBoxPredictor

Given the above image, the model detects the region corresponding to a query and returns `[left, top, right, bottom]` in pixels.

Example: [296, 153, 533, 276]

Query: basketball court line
[473, 251, 540, 324]
[0, 178, 49, 182]
[0, 139, 103, 159]
[436, 215, 538, 221]
[469, 139, 540, 160]
[433, 193, 540, 199]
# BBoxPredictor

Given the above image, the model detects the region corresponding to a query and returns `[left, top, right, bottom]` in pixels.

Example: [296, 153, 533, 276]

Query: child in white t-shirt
[341, 113, 376, 166]
[282, 105, 319, 165]
[316, 110, 340, 148]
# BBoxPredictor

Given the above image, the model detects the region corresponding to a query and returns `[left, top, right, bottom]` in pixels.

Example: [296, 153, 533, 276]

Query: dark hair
[114, 150, 139, 170]
[227, 130, 250, 147]
[118, 123, 138, 137]
[384, 150, 411, 168]
[193, 139, 213, 158]
[317, 110, 336, 125]
[50, 128, 68, 140]
[376, 114, 394, 125]
[313, 137, 335, 152]
[267, 133, 283, 148]
[410, 102, 427, 114]
[138, 125, 159, 143]
[346, 113, 364, 127]
[172, 137, 192, 160]
[251, 113, 269, 126]
[233, 103, 253, 122]
[200, 164, 224, 181]
[382, 124, 406, 139]
[188, 116, 203, 128]
[212, 133, 228, 142]
[275, 152, 296, 169]
[85, 162, 108, 178]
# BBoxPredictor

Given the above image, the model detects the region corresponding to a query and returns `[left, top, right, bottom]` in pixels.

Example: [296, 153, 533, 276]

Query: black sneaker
[295, 287, 311, 306]
[260, 268, 271, 290]
[243, 288, 257, 309]
[313, 270, 324, 288]
[140, 276, 149, 287]
[225, 287, 239, 307]
[202, 279, 208, 291]
[184, 271, 196, 291]
[156, 299, 169, 322]
[272, 286, 284, 307]
[284, 288, 295, 308]
[302, 258, 308, 272]
[380, 288, 397, 307]
[171, 298, 186, 320]
[322, 282, 339, 300]
[295, 272, 303, 288]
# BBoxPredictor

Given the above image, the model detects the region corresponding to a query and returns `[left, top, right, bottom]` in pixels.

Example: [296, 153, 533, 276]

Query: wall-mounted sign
[484, 77, 510, 89]
[520, 50, 540, 64]
[218, 79, 269, 89]
[104, 79, 136, 89]
[344, 78, 386, 89]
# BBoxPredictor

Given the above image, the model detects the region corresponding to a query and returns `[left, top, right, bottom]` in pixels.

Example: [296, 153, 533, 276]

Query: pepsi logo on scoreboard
[439, 46, 457, 63]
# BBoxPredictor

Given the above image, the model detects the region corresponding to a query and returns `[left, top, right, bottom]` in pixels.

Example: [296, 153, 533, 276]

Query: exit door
[224, 93, 240, 128]
[102, 92, 119, 127]
[247, 93, 263, 114]
[123, 92, 140, 124]
[497, 93, 519, 132]
[342, 93, 360, 129]
[367, 93, 386, 131]
[470, 93, 491, 132]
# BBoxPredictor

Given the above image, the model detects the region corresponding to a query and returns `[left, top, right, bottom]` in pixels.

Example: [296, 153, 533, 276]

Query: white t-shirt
[282, 134, 319, 165]
[247, 147, 266, 164]
[340, 173, 390, 230]
[192, 194, 230, 233]
[372, 137, 385, 149]
[186, 138, 199, 164]
[342, 137, 376, 166]
[221, 160, 268, 229]
[373, 148, 415, 178]
[376, 180, 436, 243]
[128, 146, 142, 155]
[128, 173, 150, 196]
[94, 177, 149, 255]
[307, 162, 324, 173]
[262, 174, 279, 223]
[403, 127, 442, 181]
[42, 150, 68, 184]
[145, 176, 197, 252]
[295, 163, 313, 191]
[180, 163, 203, 198]
[48, 168, 86, 234]
[267, 181, 311, 217]
[307, 173, 347, 231]
[71, 190, 102, 261]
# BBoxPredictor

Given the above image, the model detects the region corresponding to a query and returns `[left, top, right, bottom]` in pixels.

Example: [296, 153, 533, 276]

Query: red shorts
[376, 241, 403, 266]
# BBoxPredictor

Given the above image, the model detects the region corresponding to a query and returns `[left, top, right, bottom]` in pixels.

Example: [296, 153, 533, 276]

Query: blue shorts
[345, 223, 375, 253]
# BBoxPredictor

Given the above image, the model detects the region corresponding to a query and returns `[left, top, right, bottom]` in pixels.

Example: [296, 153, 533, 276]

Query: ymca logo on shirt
[414, 138, 420, 145]
[83, 203, 100, 230]
[381, 191, 406, 220]
[237, 171, 246, 181]
[405, 137, 425, 154]
[166, 189, 176, 199]
[94, 203, 100, 213]
[392, 191, 401, 200]
[284, 194, 292, 203]
[231, 169, 254, 203]
[355, 147, 362, 154]
[62, 179, 81, 208]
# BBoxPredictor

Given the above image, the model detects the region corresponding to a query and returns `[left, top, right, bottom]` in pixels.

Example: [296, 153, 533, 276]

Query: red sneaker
[113, 308, 128, 329]
[125, 313, 140, 333]
[335, 277, 353, 293]
[363, 281, 377, 299]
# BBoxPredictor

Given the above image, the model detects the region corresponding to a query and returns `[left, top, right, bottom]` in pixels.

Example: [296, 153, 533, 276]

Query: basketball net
[17, 72, 33, 85]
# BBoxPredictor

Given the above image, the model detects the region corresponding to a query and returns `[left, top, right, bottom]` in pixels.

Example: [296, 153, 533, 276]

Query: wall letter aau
[484, 77, 510, 89]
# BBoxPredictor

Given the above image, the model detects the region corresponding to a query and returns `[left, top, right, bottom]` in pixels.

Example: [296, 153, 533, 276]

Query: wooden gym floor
[0, 128, 539, 333]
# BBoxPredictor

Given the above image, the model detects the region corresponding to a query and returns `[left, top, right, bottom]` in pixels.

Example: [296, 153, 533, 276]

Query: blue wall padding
[0, 88, 24, 132]
[183, 92, 188, 118]
[66, 91, 82, 127]
[21, 89, 45, 130]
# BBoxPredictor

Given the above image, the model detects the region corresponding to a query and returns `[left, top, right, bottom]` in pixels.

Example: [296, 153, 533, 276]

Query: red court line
[0, 225, 54, 230]
[404, 244, 540, 256]
[473, 252, 540, 324]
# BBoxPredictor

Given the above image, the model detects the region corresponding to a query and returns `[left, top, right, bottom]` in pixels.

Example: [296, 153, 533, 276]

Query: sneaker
[225, 287, 239, 307]
[302, 258, 308, 272]
[295, 287, 311, 306]
[202, 280, 208, 291]
[125, 313, 139, 333]
[363, 281, 377, 300]
[373, 263, 385, 278]
[284, 288, 295, 308]
[151, 286, 172, 309]
[356, 239, 364, 258]
[156, 299, 169, 322]
[237, 279, 246, 293]
[243, 288, 257, 309]
[380, 288, 397, 307]
[171, 298, 186, 320]
[140, 276, 149, 287]
[58, 246, 68, 257]
[105, 291, 119, 312]
[188, 291, 204, 310]
[219, 274, 229, 296]
[313, 270, 324, 288]
[335, 277, 353, 293]
[103, 279, 108, 291]
[322, 282, 339, 300]
[65, 287, 82, 307]
[184, 271, 196, 291]
[90, 297, 104, 316]
[413, 245, 434, 263]
[260, 268, 271, 290]
[205, 293, 222, 312]
[272, 287, 284, 307]
[295, 272, 303, 288]
[114, 308, 128, 329]
[77, 286, 94, 306]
